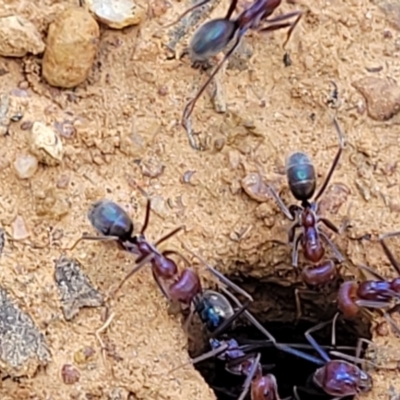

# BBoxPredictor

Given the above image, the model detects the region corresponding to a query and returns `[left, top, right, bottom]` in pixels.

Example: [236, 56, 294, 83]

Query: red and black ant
[338, 231, 400, 334]
[266, 117, 347, 317]
[289, 317, 372, 400]
[70, 198, 277, 339]
[166, 0, 302, 146]
[173, 337, 283, 400]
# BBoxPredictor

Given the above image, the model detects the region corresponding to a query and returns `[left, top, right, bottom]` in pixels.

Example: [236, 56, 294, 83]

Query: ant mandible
[338, 231, 400, 334]
[267, 117, 346, 289]
[167, 0, 302, 140]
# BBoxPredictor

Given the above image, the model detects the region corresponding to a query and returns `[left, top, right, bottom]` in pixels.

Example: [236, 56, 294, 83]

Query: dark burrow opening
[187, 274, 373, 400]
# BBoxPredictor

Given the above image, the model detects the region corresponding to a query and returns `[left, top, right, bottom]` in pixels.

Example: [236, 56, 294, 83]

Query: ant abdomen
[285, 152, 316, 201]
[88, 200, 134, 241]
[189, 19, 237, 61]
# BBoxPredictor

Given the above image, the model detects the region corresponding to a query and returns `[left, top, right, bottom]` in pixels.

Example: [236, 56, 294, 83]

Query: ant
[288, 317, 372, 400]
[172, 337, 283, 400]
[68, 198, 186, 300]
[69, 198, 276, 339]
[167, 0, 302, 142]
[266, 117, 346, 317]
[337, 231, 400, 334]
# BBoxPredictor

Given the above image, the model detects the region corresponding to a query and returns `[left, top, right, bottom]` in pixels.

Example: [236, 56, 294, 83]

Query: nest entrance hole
[188, 274, 372, 400]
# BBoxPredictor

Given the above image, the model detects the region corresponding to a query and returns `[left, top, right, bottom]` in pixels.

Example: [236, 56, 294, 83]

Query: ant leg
[355, 299, 392, 309]
[282, 11, 302, 49]
[305, 320, 333, 363]
[288, 221, 301, 244]
[319, 217, 341, 234]
[313, 116, 345, 202]
[319, 230, 344, 263]
[111, 253, 155, 297]
[237, 353, 261, 400]
[181, 244, 253, 302]
[266, 184, 295, 221]
[384, 306, 400, 335]
[220, 287, 277, 344]
[206, 265, 253, 302]
[293, 386, 301, 400]
[140, 198, 151, 235]
[379, 231, 400, 275]
[275, 343, 325, 366]
[154, 226, 184, 246]
[168, 340, 230, 374]
[292, 233, 303, 268]
[358, 264, 385, 280]
[152, 269, 171, 300]
[181, 33, 244, 133]
[163, 0, 213, 28]
[224, 0, 239, 20]
[330, 311, 340, 346]
[294, 288, 316, 321]
[65, 234, 120, 251]
[162, 250, 191, 268]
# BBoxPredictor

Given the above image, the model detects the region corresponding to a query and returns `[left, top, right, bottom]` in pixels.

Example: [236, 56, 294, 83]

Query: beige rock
[352, 77, 400, 121]
[83, 0, 145, 29]
[0, 15, 45, 57]
[42, 8, 100, 88]
[29, 122, 63, 166]
[13, 154, 39, 179]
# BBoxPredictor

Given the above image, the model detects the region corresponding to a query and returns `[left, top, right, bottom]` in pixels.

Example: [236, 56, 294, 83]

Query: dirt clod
[241, 172, 271, 202]
[61, 364, 80, 384]
[13, 154, 39, 179]
[352, 76, 400, 121]
[0, 287, 51, 377]
[54, 256, 104, 321]
[29, 121, 63, 166]
[42, 8, 100, 88]
[0, 15, 45, 57]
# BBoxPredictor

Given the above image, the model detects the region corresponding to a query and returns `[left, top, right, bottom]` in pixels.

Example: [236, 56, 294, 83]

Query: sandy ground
[0, 0, 400, 398]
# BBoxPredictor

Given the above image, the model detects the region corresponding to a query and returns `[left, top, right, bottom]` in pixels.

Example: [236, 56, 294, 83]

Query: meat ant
[69, 198, 277, 339]
[338, 231, 400, 334]
[289, 317, 372, 400]
[173, 337, 283, 400]
[166, 0, 302, 145]
[67, 198, 185, 300]
[266, 117, 346, 318]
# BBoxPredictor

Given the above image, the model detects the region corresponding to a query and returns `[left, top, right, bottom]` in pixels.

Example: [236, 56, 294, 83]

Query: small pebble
[12, 215, 29, 240]
[61, 364, 80, 384]
[74, 346, 95, 364]
[29, 121, 63, 166]
[241, 173, 271, 202]
[83, 0, 146, 29]
[13, 154, 39, 179]
[20, 121, 33, 131]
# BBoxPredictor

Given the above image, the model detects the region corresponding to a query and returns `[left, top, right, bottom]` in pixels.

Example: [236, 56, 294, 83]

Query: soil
[0, 0, 400, 399]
